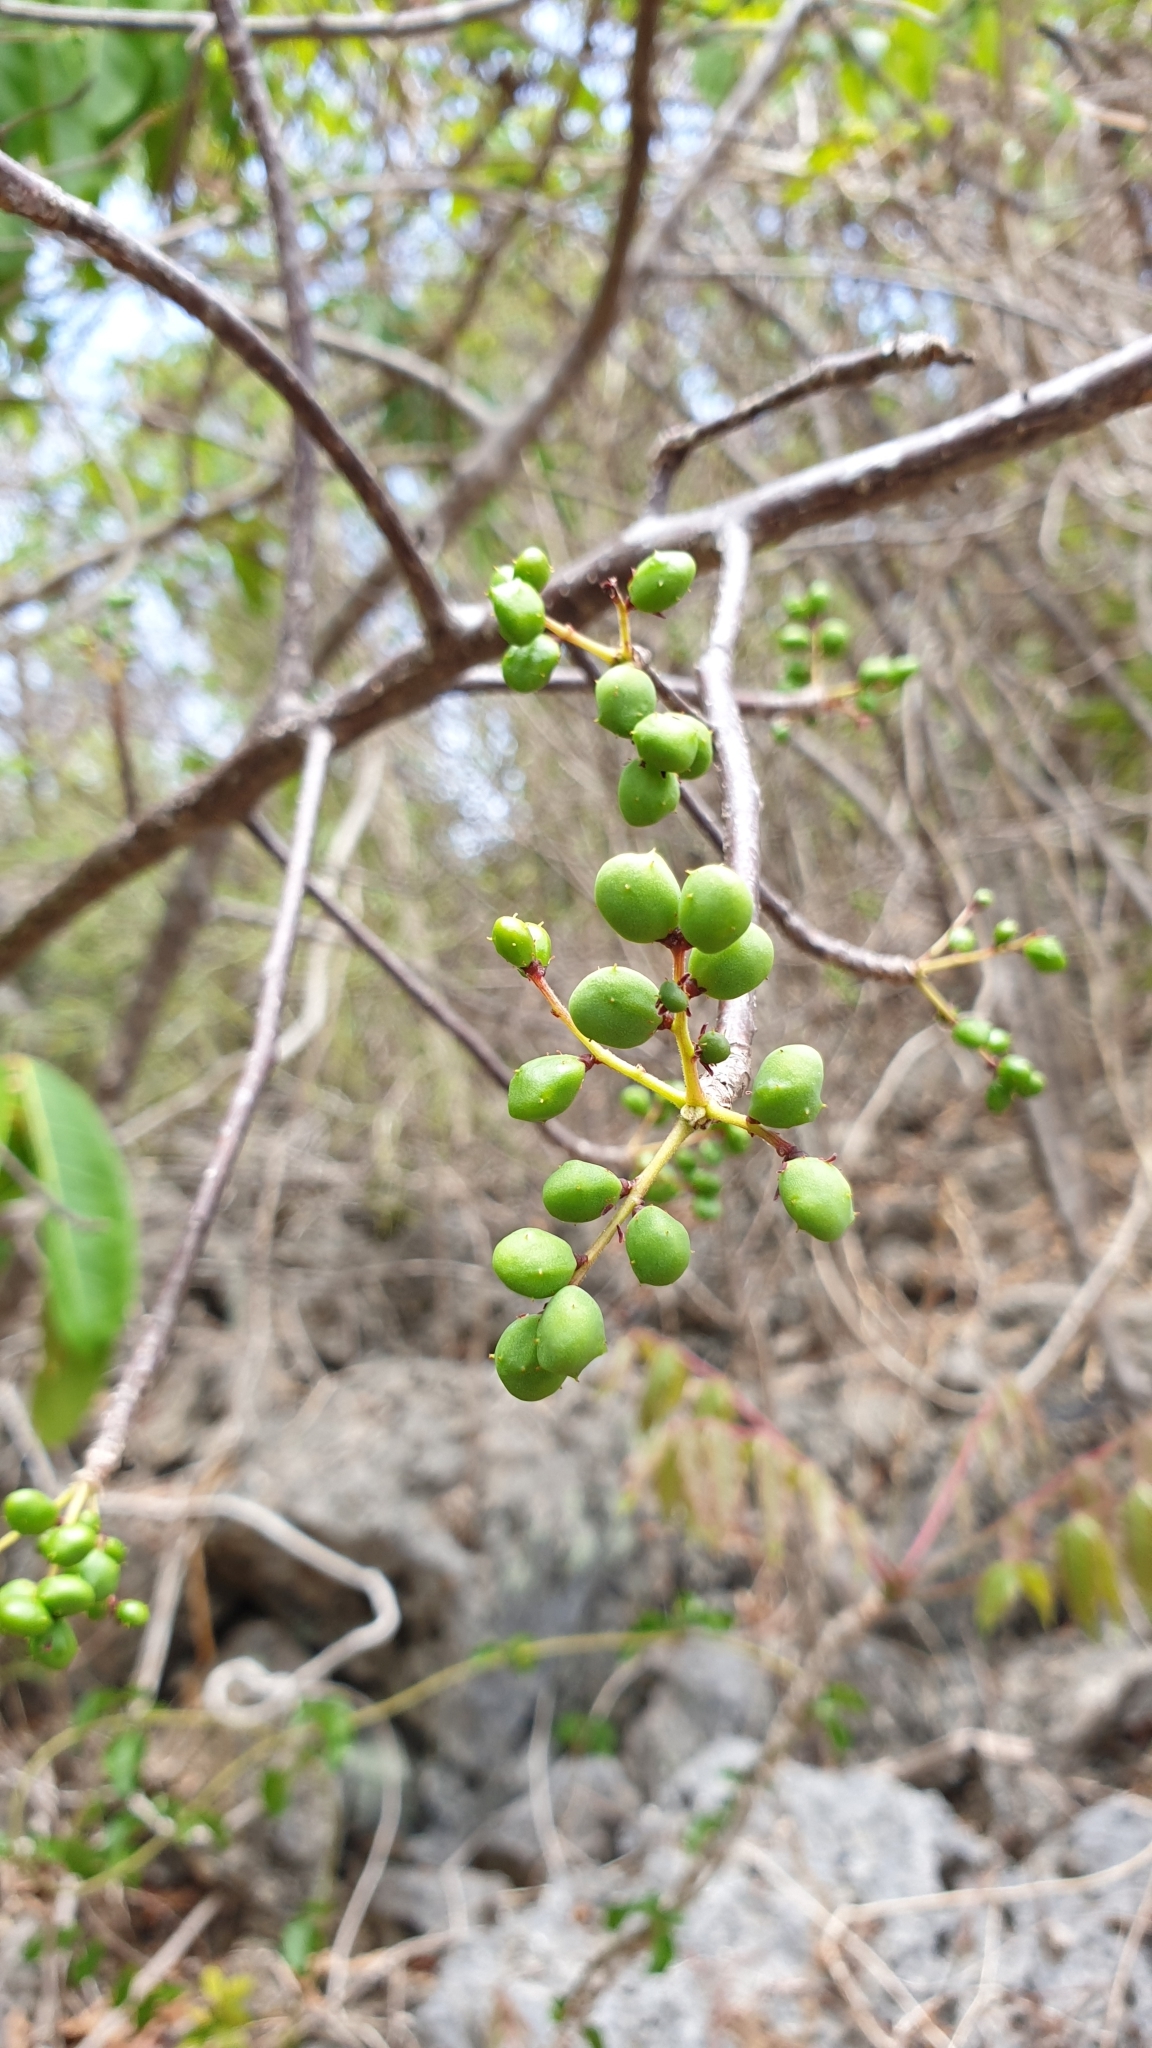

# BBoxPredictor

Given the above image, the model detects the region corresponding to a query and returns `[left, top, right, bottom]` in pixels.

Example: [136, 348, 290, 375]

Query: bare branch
[0, 0, 522, 37]
[649, 335, 974, 512]
[695, 524, 758, 1104]
[0, 148, 447, 636]
[252, 308, 496, 431]
[80, 722, 334, 1489]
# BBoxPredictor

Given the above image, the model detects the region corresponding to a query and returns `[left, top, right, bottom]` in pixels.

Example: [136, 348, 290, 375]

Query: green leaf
[261, 1768, 291, 1816]
[554, 1712, 617, 1756]
[103, 1727, 145, 1799]
[280, 1903, 326, 1976]
[3, 1056, 137, 1444]
[292, 1696, 354, 1769]
[1056, 1513, 1124, 1638]
[1017, 1561, 1055, 1629]
[974, 1559, 1020, 1634]
[1122, 1482, 1152, 1617]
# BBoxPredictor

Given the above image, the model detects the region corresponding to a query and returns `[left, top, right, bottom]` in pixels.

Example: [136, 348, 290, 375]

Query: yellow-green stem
[671, 1011, 707, 1109]
[532, 972, 687, 1109]
[611, 590, 633, 662]
[914, 972, 957, 1024]
[576, 1114, 694, 1282]
[916, 934, 1036, 978]
[543, 616, 622, 664]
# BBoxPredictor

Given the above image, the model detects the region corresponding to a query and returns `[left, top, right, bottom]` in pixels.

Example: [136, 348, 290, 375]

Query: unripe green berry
[39, 1573, 96, 1617]
[542, 1161, 623, 1223]
[682, 726, 713, 780]
[888, 654, 920, 683]
[985, 1078, 1013, 1114]
[993, 918, 1019, 946]
[632, 712, 710, 776]
[1023, 934, 1067, 973]
[1016, 1066, 1047, 1097]
[513, 546, 552, 592]
[537, 1286, 606, 1378]
[693, 1195, 723, 1221]
[819, 618, 850, 656]
[620, 1083, 656, 1117]
[778, 622, 811, 653]
[857, 689, 881, 716]
[626, 1206, 691, 1285]
[38, 1524, 95, 1567]
[697, 1140, 723, 1165]
[492, 1228, 578, 1298]
[594, 850, 680, 944]
[688, 925, 774, 1000]
[947, 926, 977, 954]
[690, 1169, 722, 1198]
[115, 1600, 150, 1628]
[658, 979, 688, 1013]
[103, 1537, 127, 1563]
[986, 1027, 1012, 1056]
[771, 719, 792, 743]
[678, 864, 753, 954]
[618, 759, 680, 827]
[647, 1169, 683, 1205]
[502, 635, 560, 694]
[750, 1044, 824, 1129]
[972, 887, 994, 908]
[952, 1015, 992, 1049]
[628, 550, 697, 613]
[78, 1507, 100, 1531]
[806, 579, 832, 615]
[489, 563, 514, 588]
[79, 1549, 121, 1602]
[857, 656, 894, 686]
[3, 1489, 58, 1535]
[526, 922, 552, 969]
[696, 1031, 730, 1066]
[783, 593, 809, 620]
[595, 663, 657, 737]
[778, 1157, 854, 1242]
[31, 1619, 78, 1669]
[491, 577, 547, 646]
[997, 1054, 1034, 1093]
[494, 1315, 564, 1402]
[507, 1055, 586, 1122]
[569, 966, 661, 1048]
[492, 916, 537, 969]
[721, 1123, 751, 1153]
[0, 1587, 53, 1636]
[783, 661, 811, 689]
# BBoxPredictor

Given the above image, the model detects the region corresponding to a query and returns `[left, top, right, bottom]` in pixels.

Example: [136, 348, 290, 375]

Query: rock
[621, 1636, 773, 1800]
[0, 1913, 40, 2033]
[470, 1754, 642, 1883]
[371, 1862, 506, 1939]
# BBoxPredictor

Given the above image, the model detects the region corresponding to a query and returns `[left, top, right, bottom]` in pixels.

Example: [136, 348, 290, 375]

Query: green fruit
[507, 1056, 586, 1122]
[647, 1170, 683, 1205]
[972, 888, 994, 908]
[38, 1525, 95, 1567]
[494, 1316, 564, 1402]
[778, 622, 811, 653]
[542, 1161, 623, 1223]
[782, 661, 811, 689]
[690, 1170, 722, 1197]
[658, 980, 688, 1013]
[620, 1083, 656, 1118]
[526, 922, 552, 969]
[31, 1620, 78, 1669]
[618, 759, 680, 826]
[697, 1140, 723, 1164]
[806, 579, 832, 615]
[491, 577, 547, 646]
[628, 550, 697, 613]
[678, 865, 754, 954]
[783, 593, 809, 620]
[1024, 934, 1067, 973]
[632, 712, 710, 775]
[513, 546, 552, 592]
[78, 1507, 100, 1531]
[697, 1031, 730, 1066]
[1016, 1067, 1047, 1097]
[947, 926, 977, 954]
[492, 916, 537, 969]
[569, 966, 661, 1049]
[771, 720, 791, 744]
[721, 1123, 751, 1153]
[993, 918, 1019, 946]
[985, 1079, 1013, 1114]
[594, 851, 680, 944]
[778, 1157, 854, 1242]
[750, 1044, 824, 1128]
[888, 654, 920, 683]
[819, 618, 850, 656]
[997, 1055, 1034, 1093]
[986, 1027, 1012, 1056]
[104, 1538, 127, 1563]
[489, 563, 514, 588]
[79, 1550, 121, 1601]
[857, 656, 894, 686]
[537, 1286, 606, 1378]
[3, 1489, 58, 1535]
[626, 1206, 691, 1286]
[39, 1573, 96, 1617]
[492, 1229, 577, 1298]
[595, 663, 657, 737]
[693, 1195, 722, 1221]
[0, 1588, 53, 1637]
[502, 635, 560, 693]
[952, 1015, 992, 1049]
[681, 726, 713, 780]
[115, 1600, 150, 1628]
[688, 926, 774, 1000]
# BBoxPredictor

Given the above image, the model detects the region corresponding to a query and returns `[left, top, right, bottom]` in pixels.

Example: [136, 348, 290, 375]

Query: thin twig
[527, 1686, 567, 1881]
[80, 723, 334, 1490]
[0, 0, 522, 36]
[694, 522, 758, 1105]
[81, 1891, 223, 2048]
[1100, 1858, 1152, 2048]
[0, 1379, 59, 1491]
[325, 1723, 404, 2010]
[649, 336, 974, 512]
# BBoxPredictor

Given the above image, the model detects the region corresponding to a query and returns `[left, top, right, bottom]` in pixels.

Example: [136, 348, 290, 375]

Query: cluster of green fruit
[623, 1095, 750, 1221]
[0, 1489, 148, 1668]
[775, 581, 919, 711]
[950, 1016, 1048, 1112]
[490, 543, 709, 828]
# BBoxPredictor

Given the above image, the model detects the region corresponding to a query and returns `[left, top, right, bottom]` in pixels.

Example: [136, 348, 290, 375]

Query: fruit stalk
[525, 963, 687, 1110]
[574, 1113, 695, 1283]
